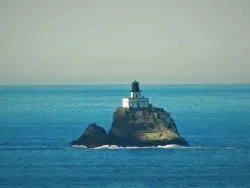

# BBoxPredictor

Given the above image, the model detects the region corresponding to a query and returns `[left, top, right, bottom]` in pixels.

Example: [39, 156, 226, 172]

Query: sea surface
[0, 84, 250, 188]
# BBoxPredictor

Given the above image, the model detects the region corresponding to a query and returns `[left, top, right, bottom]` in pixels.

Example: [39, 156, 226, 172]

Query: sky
[0, 0, 250, 84]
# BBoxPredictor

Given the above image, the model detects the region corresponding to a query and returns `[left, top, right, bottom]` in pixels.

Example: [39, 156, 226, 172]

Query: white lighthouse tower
[122, 80, 150, 108]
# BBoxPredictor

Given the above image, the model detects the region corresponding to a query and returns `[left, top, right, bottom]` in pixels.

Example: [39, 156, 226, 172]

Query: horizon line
[0, 83, 250, 86]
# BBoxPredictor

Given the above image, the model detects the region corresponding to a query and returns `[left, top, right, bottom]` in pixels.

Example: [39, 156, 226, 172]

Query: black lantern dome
[130, 79, 140, 92]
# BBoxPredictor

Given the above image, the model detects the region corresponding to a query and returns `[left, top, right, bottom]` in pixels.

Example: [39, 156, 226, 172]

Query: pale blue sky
[0, 0, 250, 84]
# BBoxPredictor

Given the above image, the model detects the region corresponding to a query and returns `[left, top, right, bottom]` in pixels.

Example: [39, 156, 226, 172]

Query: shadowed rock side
[71, 107, 188, 148]
[71, 123, 108, 147]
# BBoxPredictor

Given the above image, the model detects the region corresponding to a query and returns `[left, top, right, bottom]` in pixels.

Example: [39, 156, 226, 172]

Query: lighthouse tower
[122, 80, 150, 108]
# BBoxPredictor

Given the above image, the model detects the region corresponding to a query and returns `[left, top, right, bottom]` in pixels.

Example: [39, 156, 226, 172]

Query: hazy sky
[0, 0, 250, 84]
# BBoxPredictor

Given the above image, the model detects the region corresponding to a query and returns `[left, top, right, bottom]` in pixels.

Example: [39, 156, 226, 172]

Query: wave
[94, 145, 182, 149]
[71, 145, 87, 148]
[72, 145, 242, 150]
[72, 144, 188, 149]
[0, 145, 241, 151]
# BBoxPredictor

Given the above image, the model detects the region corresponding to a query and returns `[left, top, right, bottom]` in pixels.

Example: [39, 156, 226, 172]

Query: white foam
[156, 144, 182, 148]
[72, 145, 87, 148]
[94, 145, 119, 149]
[72, 144, 238, 150]
[93, 144, 183, 149]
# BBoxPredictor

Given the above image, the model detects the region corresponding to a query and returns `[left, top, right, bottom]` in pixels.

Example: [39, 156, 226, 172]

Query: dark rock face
[71, 107, 188, 148]
[108, 107, 187, 146]
[71, 123, 108, 147]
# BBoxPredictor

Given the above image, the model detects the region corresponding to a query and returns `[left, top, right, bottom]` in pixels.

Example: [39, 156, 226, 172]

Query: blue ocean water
[0, 84, 250, 187]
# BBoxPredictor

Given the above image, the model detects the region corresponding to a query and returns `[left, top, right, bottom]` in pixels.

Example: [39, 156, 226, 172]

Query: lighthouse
[122, 80, 150, 108]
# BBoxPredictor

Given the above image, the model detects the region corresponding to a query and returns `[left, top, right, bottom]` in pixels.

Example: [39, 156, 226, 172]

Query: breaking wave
[72, 145, 240, 150]
[93, 144, 182, 149]
[71, 145, 87, 148]
[72, 144, 189, 149]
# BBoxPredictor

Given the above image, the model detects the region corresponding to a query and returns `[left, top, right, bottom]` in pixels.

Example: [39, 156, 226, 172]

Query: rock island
[71, 80, 188, 147]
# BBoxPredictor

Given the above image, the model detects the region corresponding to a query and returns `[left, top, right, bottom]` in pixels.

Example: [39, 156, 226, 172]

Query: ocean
[0, 84, 250, 187]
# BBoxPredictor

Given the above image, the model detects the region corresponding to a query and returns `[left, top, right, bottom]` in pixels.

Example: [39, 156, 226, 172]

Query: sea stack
[71, 80, 188, 147]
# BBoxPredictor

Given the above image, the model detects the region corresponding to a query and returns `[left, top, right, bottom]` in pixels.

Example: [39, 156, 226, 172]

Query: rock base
[71, 107, 188, 148]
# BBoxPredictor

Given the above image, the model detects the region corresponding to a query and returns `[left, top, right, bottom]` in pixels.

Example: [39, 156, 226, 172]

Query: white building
[122, 80, 150, 108]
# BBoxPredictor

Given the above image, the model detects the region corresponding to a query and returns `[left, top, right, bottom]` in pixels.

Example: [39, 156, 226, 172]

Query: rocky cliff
[71, 123, 108, 147]
[71, 107, 188, 147]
